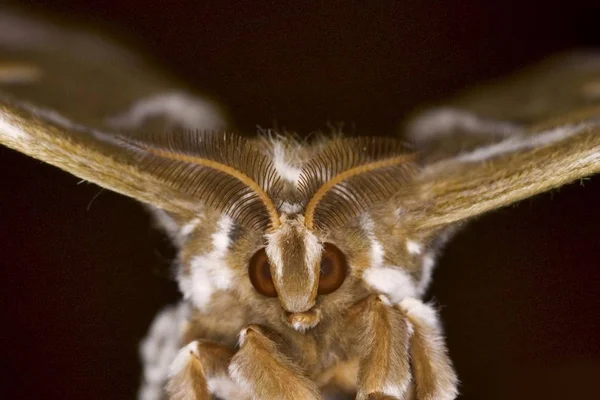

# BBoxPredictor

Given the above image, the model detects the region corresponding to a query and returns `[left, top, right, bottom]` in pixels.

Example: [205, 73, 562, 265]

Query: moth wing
[1, 97, 205, 216]
[403, 51, 599, 162]
[0, 10, 257, 230]
[399, 52, 600, 230]
[0, 8, 227, 133]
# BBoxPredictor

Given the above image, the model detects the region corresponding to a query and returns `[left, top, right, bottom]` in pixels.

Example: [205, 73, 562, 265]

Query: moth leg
[228, 324, 323, 400]
[349, 294, 413, 400]
[397, 298, 458, 400]
[167, 340, 246, 400]
[350, 294, 458, 400]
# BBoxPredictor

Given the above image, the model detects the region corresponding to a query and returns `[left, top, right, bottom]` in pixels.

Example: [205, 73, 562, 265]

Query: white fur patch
[237, 326, 250, 347]
[272, 141, 302, 184]
[279, 201, 303, 214]
[208, 376, 251, 400]
[137, 385, 162, 400]
[417, 254, 436, 295]
[455, 122, 599, 163]
[138, 303, 189, 400]
[370, 240, 385, 269]
[407, 107, 523, 141]
[106, 91, 225, 131]
[361, 214, 385, 269]
[168, 341, 200, 378]
[148, 207, 180, 238]
[406, 240, 423, 255]
[178, 215, 234, 310]
[378, 294, 393, 306]
[381, 382, 410, 399]
[361, 216, 421, 302]
[363, 266, 417, 304]
[228, 359, 254, 394]
[265, 230, 285, 279]
[292, 320, 309, 332]
[399, 298, 441, 330]
[303, 228, 322, 285]
[179, 217, 200, 237]
[291, 317, 320, 333]
[148, 207, 205, 246]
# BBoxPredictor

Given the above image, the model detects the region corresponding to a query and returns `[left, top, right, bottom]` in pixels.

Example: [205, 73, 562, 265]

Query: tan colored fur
[230, 325, 323, 399]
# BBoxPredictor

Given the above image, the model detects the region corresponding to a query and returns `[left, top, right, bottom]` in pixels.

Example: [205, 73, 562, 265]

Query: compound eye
[318, 243, 347, 295]
[248, 248, 277, 297]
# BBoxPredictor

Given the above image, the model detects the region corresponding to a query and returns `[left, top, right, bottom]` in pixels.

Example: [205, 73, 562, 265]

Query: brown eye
[248, 248, 277, 298]
[318, 243, 347, 295]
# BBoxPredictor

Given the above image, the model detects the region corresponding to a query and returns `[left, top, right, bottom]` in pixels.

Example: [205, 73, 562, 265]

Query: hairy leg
[347, 295, 458, 400]
[398, 298, 458, 400]
[349, 294, 413, 400]
[167, 340, 247, 400]
[228, 324, 323, 400]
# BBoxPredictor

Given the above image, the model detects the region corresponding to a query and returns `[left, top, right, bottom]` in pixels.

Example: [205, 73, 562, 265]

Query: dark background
[1, 1, 599, 399]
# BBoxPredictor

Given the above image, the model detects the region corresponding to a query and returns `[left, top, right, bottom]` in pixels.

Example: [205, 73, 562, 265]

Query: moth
[1, 9, 599, 400]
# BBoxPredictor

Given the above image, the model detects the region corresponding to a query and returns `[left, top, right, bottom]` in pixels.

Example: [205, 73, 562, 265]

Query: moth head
[241, 137, 419, 330]
[148, 134, 418, 332]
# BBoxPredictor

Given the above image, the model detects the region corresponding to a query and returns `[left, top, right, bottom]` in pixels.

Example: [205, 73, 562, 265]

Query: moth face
[171, 210, 345, 331]
[244, 215, 350, 331]
[170, 199, 442, 335]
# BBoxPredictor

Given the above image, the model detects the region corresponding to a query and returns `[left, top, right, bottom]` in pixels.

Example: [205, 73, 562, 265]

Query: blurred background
[1, 1, 599, 399]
